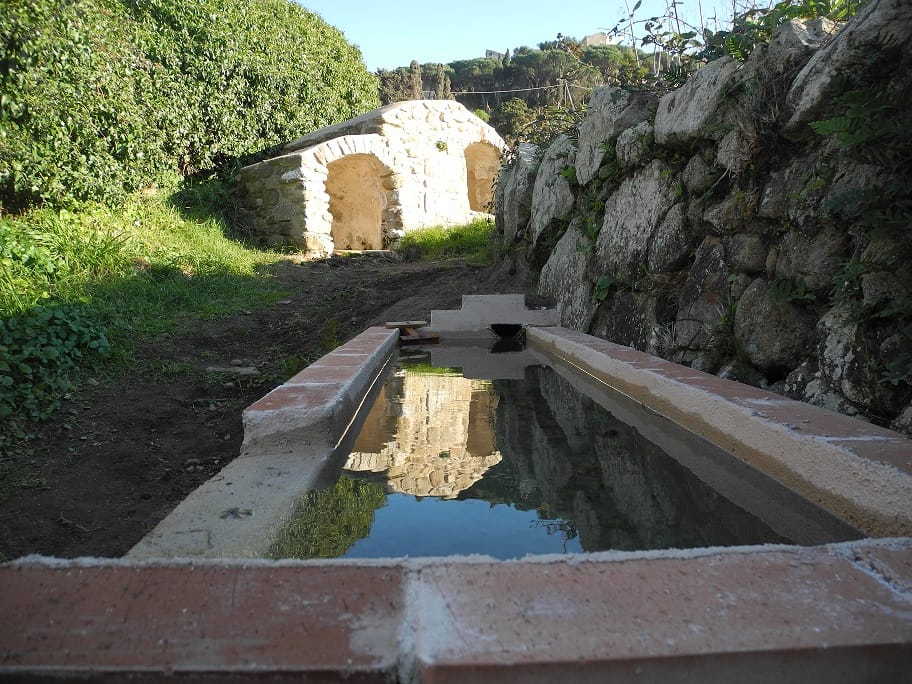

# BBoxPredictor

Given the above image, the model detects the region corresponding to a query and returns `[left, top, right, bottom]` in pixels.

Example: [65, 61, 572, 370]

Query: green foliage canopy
[0, 0, 379, 211]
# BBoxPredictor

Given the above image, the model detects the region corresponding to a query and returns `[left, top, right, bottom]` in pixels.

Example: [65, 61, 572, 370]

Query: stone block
[590, 290, 660, 354]
[494, 143, 539, 245]
[615, 120, 654, 167]
[776, 224, 849, 293]
[725, 233, 767, 275]
[575, 87, 655, 184]
[595, 160, 677, 284]
[528, 135, 576, 247]
[648, 202, 691, 273]
[681, 152, 721, 195]
[537, 221, 596, 330]
[654, 57, 741, 145]
[734, 278, 817, 372]
[784, 0, 910, 139]
[673, 237, 728, 360]
[716, 126, 756, 175]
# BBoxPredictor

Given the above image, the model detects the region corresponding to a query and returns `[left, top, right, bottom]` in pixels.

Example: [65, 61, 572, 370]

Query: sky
[295, 1, 751, 71]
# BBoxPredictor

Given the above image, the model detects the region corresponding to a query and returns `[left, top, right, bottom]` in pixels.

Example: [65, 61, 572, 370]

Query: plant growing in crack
[593, 274, 616, 302]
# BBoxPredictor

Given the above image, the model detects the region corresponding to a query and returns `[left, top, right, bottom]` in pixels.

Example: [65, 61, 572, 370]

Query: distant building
[485, 49, 505, 60]
[582, 32, 619, 47]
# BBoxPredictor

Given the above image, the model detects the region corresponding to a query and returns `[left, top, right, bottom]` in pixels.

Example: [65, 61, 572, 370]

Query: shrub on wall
[0, 0, 380, 211]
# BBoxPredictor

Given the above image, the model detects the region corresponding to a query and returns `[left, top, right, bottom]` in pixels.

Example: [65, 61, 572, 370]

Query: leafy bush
[0, 0, 379, 211]
[0, 305, 110, 425]
[609, 0, 864, 86]
[699, 0, 864, 62]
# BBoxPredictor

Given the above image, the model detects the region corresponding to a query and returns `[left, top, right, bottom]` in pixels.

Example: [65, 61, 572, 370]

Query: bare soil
[0, 254, 534, 560]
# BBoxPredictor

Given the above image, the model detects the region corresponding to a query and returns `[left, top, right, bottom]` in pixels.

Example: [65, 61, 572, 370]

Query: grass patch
[0, 176, 289, 449]
[396, 217, 494, 265]
[1, 181, 288, 330]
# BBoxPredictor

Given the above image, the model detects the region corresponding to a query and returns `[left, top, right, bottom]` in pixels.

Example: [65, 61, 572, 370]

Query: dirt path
[0, 255, 532, 560]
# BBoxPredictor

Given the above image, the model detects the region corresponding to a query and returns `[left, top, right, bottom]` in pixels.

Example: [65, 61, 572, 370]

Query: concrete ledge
[427, 294, 559, 336]
[528, 327, 912, 536]
[4, 538, 912, 682]
[127, 327, 398, 559]
[242, 327, 398, 454]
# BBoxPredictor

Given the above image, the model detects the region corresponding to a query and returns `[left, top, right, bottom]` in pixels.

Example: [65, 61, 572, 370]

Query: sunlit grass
[0, 178, 292, 450]
[0, 181, 288, 342]
[396, 217, 494, 265]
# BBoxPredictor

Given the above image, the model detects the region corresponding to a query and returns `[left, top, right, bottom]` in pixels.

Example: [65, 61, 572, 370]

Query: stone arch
[464, 142, 502, 212]
[324, 153, 394, 250]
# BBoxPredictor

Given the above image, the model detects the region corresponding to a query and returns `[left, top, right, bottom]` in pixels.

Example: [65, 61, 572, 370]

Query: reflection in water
[345, 368, 502, 498]
[268, 475, 386, 559]
[272, 362, 791, 559]
[478, 368, 789, 551]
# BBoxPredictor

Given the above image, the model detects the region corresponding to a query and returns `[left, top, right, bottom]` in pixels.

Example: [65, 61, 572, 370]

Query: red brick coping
[3, 540, 911, 681]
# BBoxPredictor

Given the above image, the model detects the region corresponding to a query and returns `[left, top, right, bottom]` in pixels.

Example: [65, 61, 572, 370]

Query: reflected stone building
[345, 370, 502, 498]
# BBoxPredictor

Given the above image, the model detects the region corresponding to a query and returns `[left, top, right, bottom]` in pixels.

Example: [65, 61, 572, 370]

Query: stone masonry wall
[235, 101, 504, 256]
[496, 0, 912, 435]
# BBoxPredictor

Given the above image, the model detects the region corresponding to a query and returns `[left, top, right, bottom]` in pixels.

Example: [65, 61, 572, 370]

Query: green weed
[593, 275, 615, 303]
[397, 218, 494, 265]
[321, 319, 341, 353]
[281, 354, 309, 380]
[146, 359, 194, 381]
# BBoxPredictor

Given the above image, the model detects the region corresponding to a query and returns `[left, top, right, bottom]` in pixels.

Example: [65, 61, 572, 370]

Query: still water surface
[270, 352, 843, 559]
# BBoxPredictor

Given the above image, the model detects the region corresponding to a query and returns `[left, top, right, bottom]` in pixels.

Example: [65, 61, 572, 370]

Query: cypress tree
[409, 60, 423, 99]
[434, 63, 446, 99]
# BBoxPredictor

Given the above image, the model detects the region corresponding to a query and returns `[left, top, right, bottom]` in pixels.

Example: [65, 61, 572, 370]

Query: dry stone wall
[496, 0, 912, 435]
[235, 101, 504, 256]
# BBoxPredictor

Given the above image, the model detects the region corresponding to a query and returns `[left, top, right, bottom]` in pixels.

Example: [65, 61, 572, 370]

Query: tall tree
[434, 63, 447, 99]
[409, 60, 423, 99]
[377, 68, 412, 104]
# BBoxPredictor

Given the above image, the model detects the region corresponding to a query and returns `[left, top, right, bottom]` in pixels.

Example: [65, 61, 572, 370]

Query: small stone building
[235, 100, 505, 257]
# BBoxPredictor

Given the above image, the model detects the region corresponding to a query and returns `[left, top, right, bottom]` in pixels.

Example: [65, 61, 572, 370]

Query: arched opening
[464, 142, 501, 212]
[325, 154, 391, 250]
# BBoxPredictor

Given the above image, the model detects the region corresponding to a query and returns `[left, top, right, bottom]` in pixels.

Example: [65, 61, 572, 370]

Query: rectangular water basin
[129, 323, 912, 560]
[269, 342, 860, 560]
[18, 315, 912, 681]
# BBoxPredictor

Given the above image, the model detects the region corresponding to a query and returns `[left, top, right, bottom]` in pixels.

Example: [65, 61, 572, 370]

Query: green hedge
[0, 0, 379, 211]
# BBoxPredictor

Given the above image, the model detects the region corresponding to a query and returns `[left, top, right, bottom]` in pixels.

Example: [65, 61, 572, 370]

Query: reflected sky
[343, 491, 583, 559]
